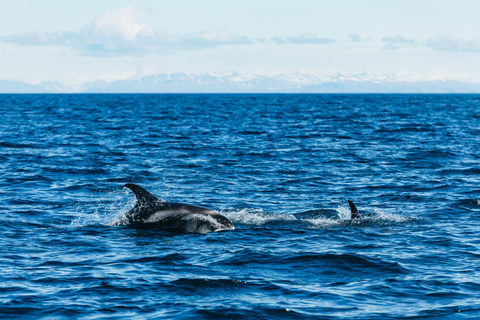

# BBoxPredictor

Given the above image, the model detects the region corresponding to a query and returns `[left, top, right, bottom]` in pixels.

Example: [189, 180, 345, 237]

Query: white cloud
[286, 33, 336, 44]
[87, 6, 148, 42]
[382, 36, 416, 50]
[5, 31, 65, 46]
[271, 36, 287, 45]
[380, 35, 480, 53]
[0, 6, 254, 56]
[348, 33, 362, 42]
[271, 33, 336, 45]
[424, 36, 480, 52]
[0, 6, 342, 56]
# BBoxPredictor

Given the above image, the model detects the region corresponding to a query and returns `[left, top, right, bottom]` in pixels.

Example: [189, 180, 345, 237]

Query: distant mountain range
[2, 72, 480, 93]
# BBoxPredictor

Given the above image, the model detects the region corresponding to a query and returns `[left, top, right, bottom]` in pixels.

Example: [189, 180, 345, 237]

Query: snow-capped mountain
[1, 72, 480, 93]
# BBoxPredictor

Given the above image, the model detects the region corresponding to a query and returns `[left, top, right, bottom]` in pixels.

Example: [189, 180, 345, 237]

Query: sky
[1, 0, 480, 84]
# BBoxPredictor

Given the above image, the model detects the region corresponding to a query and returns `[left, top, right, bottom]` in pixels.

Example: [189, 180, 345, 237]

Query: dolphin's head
[213, 214, 235, 230]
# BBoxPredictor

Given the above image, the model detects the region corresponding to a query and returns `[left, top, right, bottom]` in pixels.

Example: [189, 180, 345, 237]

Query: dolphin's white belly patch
[144, 210, 184, 223]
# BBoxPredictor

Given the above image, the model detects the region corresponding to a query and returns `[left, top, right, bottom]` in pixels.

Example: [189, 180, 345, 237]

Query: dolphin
[110, 184, 235, 234]
[293, 200, 361, 220]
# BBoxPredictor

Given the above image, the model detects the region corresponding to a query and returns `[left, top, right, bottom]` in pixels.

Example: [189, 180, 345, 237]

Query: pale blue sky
[1, 0, 480, 83]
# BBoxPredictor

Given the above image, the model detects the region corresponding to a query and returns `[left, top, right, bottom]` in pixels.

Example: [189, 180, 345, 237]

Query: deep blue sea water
[1, 94, 480, 319]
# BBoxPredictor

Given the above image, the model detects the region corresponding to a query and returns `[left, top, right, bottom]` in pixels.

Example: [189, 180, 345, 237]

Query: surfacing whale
[110, 184, 235, 234]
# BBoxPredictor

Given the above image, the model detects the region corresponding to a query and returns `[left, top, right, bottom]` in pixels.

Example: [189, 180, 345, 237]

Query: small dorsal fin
[348, 200, 361, 219]
[124, 184, 160, 207]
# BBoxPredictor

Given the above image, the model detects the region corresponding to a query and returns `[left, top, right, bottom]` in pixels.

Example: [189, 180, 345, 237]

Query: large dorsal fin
[348, 200, 361, 219]
[124, 184, 160, 207]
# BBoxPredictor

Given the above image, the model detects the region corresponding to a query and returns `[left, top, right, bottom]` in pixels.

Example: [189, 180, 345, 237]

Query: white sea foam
[220, 205, 418, 228]
[368, 208, 415, 223]
[220, 207, 297, 225]
[70, 188, 134, 227]
[302, 217, 343, 227]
